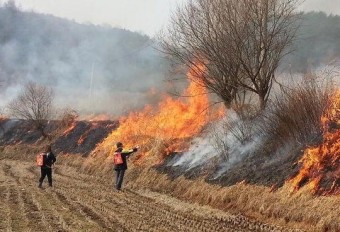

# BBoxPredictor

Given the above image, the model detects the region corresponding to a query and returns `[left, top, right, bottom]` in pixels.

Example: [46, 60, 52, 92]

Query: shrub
[261, 72, 335, 148]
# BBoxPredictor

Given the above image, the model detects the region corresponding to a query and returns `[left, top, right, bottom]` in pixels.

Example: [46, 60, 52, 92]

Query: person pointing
[112, 142, 138, 191]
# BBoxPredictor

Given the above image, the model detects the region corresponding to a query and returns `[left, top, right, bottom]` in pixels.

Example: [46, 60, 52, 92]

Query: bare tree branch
[161, 0, 300, 110]
[7, 81, 54, 138]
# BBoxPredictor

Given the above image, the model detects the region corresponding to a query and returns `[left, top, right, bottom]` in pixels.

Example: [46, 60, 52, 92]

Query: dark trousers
[39, 167, 52, 186]
[115, 169, 125, 190]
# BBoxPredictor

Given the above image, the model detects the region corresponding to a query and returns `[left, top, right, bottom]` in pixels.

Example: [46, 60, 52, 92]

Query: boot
[38, 182, 42, 188]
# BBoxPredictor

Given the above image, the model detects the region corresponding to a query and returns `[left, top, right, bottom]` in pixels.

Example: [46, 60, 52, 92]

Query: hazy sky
[5, 0, 340, 36]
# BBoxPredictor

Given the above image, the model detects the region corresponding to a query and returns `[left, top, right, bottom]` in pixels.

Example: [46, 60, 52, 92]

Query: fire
[78, 131, 89, 145]
[63, 121, 77, 136]
[290, 90, 340, 195]
[97, 63, 224, 162]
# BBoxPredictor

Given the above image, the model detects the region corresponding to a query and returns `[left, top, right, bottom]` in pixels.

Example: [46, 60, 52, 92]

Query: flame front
[291, 90, 340, 195]
[63, 122, 77, 136]
[98, 63, 223, 162]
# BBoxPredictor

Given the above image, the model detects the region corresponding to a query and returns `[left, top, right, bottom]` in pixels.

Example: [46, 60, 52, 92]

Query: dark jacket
[114, 147, 137, 170]
[42, 152, 56, 168]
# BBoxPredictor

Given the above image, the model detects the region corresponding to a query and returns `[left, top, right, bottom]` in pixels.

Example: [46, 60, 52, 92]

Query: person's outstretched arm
[122, 147, 138, 157]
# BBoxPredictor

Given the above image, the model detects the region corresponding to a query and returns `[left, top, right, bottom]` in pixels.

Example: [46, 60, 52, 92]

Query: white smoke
[0, 118, 19, 137]
[168, 66, 340, 177]
[171, 137, 217, 168]
[170, 110, 264, 176]
[0, 3, 169, 116]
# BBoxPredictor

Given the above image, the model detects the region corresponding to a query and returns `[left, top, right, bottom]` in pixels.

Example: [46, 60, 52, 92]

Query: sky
[4, 0, 340, 36]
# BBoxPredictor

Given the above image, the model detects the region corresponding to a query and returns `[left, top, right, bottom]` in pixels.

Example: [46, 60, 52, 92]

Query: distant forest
[0, 2, 339, 114]
[283, 11, 340, 72]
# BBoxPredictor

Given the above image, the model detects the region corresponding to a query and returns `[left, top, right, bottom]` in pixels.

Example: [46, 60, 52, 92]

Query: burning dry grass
[253, 73, 340, 194]
[84, 65, 224, 171]
[290, 90, 340, 195]
[96, 80, 211, 156]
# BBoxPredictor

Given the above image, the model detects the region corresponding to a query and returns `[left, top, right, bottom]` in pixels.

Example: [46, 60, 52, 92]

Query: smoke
[0, 3, 168, 116]
[0, 118, 20, 139]
[169, 137, 217, 168]
[168, 64, 340, 176]
[281, 11, 340, 73]
[1, 3, 339, 118]
[300, 0, 340, 16]
[169, 110, 264, 176]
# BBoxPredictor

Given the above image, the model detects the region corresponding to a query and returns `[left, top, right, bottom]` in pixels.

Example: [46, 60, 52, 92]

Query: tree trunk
[259, 95, 266, 110]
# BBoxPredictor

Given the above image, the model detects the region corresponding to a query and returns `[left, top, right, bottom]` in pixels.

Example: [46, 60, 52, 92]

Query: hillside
[0, 123, 339, 231]
[0, 118, 118, 156]
[283, 11, 340, 72]
[0, 3, 167, 115]
[1, 4, 340, 115]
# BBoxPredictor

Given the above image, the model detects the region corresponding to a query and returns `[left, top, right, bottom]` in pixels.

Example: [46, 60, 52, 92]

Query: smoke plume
[0, 2, 168, 116]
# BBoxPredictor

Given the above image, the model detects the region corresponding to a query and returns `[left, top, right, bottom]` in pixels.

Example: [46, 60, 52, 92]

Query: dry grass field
[126, 168, 340, 232]
[0, 157, 307, 232]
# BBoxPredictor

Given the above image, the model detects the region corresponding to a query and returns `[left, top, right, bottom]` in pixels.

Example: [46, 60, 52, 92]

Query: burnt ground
[53, 120, 118, 156]
[157, 145, 303, 189]
[0, 119, 118, 156]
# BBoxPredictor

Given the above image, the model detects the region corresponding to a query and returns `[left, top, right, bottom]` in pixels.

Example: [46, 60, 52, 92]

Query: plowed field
[0, 159, 302, 232]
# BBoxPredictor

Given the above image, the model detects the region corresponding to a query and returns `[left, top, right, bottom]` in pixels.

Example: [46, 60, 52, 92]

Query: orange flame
[290, 90, 340, 195]
[63, 121, 77, 136]
[97, 63, 224, 162]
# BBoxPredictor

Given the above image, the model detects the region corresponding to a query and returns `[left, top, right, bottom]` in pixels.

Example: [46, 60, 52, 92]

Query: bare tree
[161, 0, 299, 109]
[7, 81, 54, 138]
[161, 0, 240, 108]
[231, 0, 300, 109]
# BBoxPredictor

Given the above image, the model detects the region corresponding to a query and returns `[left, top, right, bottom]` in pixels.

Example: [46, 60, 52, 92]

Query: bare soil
[0, 159, 303, 232]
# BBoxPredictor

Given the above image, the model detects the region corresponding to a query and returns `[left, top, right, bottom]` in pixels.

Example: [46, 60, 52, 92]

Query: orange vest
[113, 152, 123, 165]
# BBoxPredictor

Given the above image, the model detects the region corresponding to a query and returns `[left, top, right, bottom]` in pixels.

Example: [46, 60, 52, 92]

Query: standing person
[38, 145, 56, 188]
[113, 142, 138, 191]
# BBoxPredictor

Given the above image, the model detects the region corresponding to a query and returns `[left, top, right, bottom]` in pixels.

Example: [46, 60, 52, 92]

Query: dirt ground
[0, 159, 305, 232]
